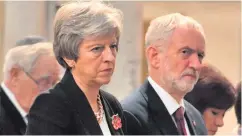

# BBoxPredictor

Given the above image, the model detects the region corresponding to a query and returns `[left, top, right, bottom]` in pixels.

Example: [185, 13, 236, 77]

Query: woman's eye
[91, 46, 104, 52]
[212, 111, 218, 115]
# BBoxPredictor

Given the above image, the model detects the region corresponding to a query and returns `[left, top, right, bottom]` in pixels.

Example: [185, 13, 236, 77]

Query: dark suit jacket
[26, 70, 126, 135]
[121, 80, 207, 135]
[0, 87, 26, 135]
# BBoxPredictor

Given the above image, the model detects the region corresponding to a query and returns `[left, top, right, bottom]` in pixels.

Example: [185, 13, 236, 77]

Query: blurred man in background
[15, 35, 47, 46]
[0, 42, 60, 135]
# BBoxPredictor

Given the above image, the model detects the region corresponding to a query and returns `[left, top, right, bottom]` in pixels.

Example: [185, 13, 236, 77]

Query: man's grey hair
[3, 42, 54, 80]
[53, 1, 123, 68]
[145, 13, 205, 48]
[15, 35, 47, 46]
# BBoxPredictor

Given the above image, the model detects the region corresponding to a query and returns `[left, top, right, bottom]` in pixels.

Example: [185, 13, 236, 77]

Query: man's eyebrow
[180, 46, 205, 54]
[179, 46, 194, 52]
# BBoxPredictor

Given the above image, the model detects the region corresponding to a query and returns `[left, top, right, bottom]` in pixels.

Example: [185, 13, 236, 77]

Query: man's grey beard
[171, 78, 197, 93]
[163, 62, 199, 93]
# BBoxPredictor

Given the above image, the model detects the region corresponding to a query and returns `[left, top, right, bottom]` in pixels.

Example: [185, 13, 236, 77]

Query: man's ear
[146, 46, 160, 69]
[63, 57, 76, 68]
[9, 66, 22, 83]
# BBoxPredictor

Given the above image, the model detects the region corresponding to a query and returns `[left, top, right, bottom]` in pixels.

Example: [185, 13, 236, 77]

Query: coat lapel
[184, 102, 196, 135]
[140, 80, 179, 135]
[59, 70, 102, 135]
[0, 87, 26, 135]
[100, 93, 123, 135]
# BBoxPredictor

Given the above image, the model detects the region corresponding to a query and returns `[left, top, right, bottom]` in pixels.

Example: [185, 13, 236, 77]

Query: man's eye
[198, 53, 204, 60]
[110, 44, 118, 48]
[110, 44, 118, 51]
[182, 49, 191, 54]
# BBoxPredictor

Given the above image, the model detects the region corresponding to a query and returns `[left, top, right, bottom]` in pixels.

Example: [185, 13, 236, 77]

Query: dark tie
[173, 107, 187, 135]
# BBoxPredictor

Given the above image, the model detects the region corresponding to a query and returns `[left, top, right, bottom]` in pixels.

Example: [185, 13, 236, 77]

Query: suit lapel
[59, 70, 102, 135]
[140, 80, 179, 135]
[100, 93, 122, 135]
[184, 102, 196, 135]
[0, 87, 26, 135]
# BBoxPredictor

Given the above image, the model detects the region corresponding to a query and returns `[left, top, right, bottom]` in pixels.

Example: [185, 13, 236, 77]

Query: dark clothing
[26, 70, 126, 135]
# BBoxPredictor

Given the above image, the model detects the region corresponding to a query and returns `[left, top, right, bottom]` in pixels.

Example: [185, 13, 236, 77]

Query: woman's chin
[208, 130, 216, 135]
[97, 77, 112, 85]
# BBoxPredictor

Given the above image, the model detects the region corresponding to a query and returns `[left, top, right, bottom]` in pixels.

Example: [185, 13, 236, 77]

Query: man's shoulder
[0, 106, 18, 134]
[122, 80, 152, 106]
[0, 87, 13, 119]
[184, 100, 202, 116]
[121, 84, 150, 119]
[0, 92, 23, 135]
[122, 88, 145, 106]
[0, 104, 13, 128]
[0, 102, 7, 119]
[184, 100, 208, 135]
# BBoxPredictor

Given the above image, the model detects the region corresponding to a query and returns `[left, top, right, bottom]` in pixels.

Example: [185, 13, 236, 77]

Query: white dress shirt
[99, 111, 112, 136]
[148, 76, 191, 135]
[1, 82, 28, 124]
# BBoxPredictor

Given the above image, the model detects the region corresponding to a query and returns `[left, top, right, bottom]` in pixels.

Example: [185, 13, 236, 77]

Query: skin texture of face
[147, 25, 205, 102]
[70, 34, 118, 89]
[9, 55, 60, 112]
[161, 26, 205, 95]
[203, 107, 226, 135]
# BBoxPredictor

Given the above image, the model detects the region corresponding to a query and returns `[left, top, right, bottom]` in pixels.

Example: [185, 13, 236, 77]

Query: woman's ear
[63, 57, 76, 68]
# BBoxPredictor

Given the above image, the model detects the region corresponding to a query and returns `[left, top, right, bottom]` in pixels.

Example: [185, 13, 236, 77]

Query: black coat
[26, 70, 126, 135]
[121, 80, 208, 135]
[0, 87, 26, 135]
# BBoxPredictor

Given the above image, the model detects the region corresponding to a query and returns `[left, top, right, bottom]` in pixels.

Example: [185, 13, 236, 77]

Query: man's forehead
[32, 64, 59, 77]
[170, 28, 205, 47]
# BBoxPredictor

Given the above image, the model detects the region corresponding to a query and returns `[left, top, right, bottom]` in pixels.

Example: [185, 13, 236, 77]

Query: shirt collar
[147, 76, 185, 115]
[1, 82, 27, 124]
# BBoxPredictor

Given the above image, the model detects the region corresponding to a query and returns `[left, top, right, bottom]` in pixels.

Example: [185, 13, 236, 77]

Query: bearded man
[121, 13, 208, 135]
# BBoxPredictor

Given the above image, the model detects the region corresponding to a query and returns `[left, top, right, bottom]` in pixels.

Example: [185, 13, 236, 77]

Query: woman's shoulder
[34, 83, 67, 103]
[28, 84, 71, 128]
[30, 84, 69, 114]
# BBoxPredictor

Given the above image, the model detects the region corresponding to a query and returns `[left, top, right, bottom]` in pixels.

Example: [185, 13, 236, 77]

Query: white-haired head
[145, 13, 205, 49]
[3, 42, 54, 80]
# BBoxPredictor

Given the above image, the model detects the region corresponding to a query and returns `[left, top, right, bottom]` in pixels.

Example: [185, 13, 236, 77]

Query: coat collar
[100, 92, 124, 135]
[59, 70, 122, 135]
[184, 101, 197, 135]
[140, 79, 196, 135]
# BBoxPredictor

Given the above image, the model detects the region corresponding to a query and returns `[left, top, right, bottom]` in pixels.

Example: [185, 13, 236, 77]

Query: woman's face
[72, 34, 118, 86]
[203, 107, 226, 135]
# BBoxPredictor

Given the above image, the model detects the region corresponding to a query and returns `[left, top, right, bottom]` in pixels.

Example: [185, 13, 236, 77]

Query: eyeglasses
[22, 70, 54, 92]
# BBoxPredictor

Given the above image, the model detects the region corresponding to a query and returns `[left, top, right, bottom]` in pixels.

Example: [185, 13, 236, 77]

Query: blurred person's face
[158, 27, 205, 94]
[11, 55, 60, 112]
[203, 107, 226, 135]
[71, 34, 118, 87]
